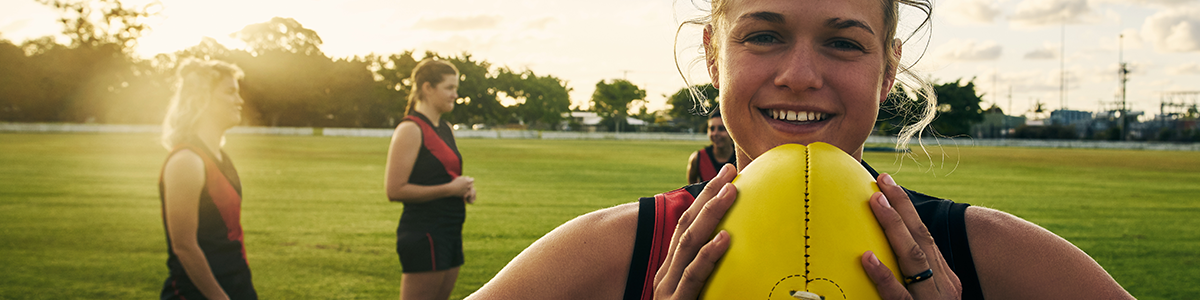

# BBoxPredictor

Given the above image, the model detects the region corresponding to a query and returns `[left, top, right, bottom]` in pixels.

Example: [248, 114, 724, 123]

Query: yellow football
[701, 143, 901, 300]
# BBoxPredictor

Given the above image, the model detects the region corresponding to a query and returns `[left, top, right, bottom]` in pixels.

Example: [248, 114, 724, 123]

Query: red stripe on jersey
[697, 149, 718, 182]
[405, 115, 461, 178]
[640, 188, 696, 300]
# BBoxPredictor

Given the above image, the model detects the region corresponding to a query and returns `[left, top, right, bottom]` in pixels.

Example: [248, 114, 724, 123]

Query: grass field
[0, 132, 1197, 299]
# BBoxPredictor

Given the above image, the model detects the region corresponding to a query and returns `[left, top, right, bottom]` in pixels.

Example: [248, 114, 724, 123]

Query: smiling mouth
[763, 109, 829, 124]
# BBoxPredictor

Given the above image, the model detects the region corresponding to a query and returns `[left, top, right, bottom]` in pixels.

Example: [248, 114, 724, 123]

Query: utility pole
[1061, 22, 1067, 110]
[1118, 34, 1130, 141]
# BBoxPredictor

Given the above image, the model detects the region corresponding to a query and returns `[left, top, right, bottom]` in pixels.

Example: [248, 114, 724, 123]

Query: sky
[2, 0, 1199, 119]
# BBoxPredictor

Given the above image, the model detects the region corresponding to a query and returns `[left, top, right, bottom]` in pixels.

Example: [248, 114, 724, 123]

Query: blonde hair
[676, 0, 937, 149]
[160, 59, 244, 150]
[405, 59, 460, 117]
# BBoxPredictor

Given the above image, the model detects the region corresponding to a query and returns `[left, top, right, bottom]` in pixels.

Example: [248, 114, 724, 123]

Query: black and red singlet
[159, 138, 256, 300]
[693, 145, 735, 182]
[395, 112, 466, 237]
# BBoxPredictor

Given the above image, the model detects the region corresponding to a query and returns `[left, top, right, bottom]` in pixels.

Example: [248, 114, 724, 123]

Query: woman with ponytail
[158, 59, 256, 300]
[384, 58, 476, 300]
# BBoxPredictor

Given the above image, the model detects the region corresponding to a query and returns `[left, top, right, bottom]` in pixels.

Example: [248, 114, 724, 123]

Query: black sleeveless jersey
[397, 112, 466, 234]
[159, 138, 256, 299]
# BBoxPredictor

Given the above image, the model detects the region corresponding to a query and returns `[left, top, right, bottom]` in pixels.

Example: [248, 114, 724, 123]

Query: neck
[414, 102, 441, 125]
[194, 122, 227, 161]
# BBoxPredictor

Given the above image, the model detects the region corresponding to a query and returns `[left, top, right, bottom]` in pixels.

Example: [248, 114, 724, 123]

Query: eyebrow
[737, 12, 875, 36]
[738, 11, 785, 24]
[826, 18, 874, 35]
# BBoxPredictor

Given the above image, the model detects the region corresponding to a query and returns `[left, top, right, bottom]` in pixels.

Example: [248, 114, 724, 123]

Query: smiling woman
[466, 0, 1136, 299]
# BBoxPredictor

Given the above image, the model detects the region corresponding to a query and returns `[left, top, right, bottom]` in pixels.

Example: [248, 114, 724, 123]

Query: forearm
[173, 244, 230, 300]
[387, 182, 458, 203]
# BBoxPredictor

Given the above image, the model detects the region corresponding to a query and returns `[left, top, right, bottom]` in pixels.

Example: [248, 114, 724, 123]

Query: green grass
[0, 133, 1197, 299]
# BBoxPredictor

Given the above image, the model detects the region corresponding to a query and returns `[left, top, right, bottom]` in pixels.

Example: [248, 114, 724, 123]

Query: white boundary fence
[4, 122, 1199, 151]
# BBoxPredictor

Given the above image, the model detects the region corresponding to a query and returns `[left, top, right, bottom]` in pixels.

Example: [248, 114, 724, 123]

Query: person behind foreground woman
[158, 59, 255, 300]
[686, 109, 735, 184]
[467, 0, 1134, 299]
[385, 58, 477, 300]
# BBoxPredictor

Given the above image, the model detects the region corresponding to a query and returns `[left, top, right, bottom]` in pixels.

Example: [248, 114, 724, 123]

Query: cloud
[1167, 62, 1200, 74]
[934, 39, 1003, 61]
[1096, 0, 1199, 6]
[525, 17, 556, 30]
[1141, 6, 1200, 52]
[1009, 0, 1097, 27]
[412, 15, 502, 31]
[422, 35, 497, 53]
[1024, 45, 1059, 59]
[944, 0, 1003, 24]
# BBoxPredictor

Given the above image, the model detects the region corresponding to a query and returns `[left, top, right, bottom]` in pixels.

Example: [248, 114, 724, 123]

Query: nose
[773, 45, 824, 93]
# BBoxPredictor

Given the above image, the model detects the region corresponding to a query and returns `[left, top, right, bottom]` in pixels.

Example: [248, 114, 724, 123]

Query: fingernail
[867, 252, 881, 266]
[877, 193, 892, 208]
[881, 174, 896, 187]
[716, 183, 731, 199]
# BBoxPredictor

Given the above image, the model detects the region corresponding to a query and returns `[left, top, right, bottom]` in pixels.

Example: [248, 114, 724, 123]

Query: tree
[11, 0, 162, 123]
[446, 53, 507, 126]
[37, 0, 156, 51]
[591, 79, 646, 132]
[931, 79, 985, 136]
[231, 17, 324, 56]
[667, 83, 719, 133]
[875, 80, 984, 137]
[495, 69, 571, 129]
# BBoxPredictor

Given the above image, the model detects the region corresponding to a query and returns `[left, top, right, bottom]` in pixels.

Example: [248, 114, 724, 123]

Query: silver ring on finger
[903, 269, 934, 285]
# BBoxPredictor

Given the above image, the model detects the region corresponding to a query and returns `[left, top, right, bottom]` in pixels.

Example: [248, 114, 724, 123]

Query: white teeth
[769, 109, 825, 122]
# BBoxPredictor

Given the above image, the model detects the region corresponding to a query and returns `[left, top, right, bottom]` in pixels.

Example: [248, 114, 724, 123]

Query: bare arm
[967, 206, 1133, 299]
[686, 151, 700, 184]
[384, 121, 473, 203]
[162, 150, 230, 300]
[467, 203, 640, 300]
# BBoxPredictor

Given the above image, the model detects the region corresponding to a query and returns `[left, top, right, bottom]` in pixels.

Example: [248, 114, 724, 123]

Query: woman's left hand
[464, 187, 477, 204]
[862, 173, 962, 299]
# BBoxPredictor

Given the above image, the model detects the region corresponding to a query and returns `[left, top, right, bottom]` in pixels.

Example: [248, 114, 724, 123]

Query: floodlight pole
[1118, 34, 1130, 141]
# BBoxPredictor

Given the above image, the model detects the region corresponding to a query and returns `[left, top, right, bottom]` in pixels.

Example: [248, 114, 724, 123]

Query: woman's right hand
[653, 164, 738, 299]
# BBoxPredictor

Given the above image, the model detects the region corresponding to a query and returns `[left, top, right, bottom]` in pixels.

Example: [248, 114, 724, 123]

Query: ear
[704, 24, 720, 89]
[879, 38, 902, 103]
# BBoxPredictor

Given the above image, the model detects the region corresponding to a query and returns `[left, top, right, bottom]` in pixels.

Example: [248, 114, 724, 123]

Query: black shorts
[396, 231, 463, 273]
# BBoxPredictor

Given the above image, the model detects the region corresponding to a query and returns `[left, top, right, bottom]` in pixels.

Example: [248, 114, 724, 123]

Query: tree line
[1, 0, 988, 135]
[0, 1, 575, 129]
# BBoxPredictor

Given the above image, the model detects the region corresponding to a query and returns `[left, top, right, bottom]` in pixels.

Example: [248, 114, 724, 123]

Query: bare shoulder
[392, 120, 421, 138]
[965, 206, 1133, 299]
[468, 202, 641, 300]
[163, 150, 204, 182]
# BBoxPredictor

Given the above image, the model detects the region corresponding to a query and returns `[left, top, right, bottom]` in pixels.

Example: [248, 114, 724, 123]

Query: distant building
[560, 111, 646, 132]
[971, 109, 1025, 138]
[1049, 109, 1092, 126]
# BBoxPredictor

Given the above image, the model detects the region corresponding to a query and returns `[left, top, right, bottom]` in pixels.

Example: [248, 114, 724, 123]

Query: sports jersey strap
[696, 147, 717, 181]
[624, 185, 702, 300]
[405, 115, 461, 178]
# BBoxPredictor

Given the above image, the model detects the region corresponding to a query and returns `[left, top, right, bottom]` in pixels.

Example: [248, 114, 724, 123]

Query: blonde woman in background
[158, 59, 256, 300]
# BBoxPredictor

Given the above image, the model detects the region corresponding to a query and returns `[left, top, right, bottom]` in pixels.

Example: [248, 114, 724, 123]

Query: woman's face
[422, 74, 460, 114]
[208, 76, 244, 129]
[709, 0, 896, 162]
